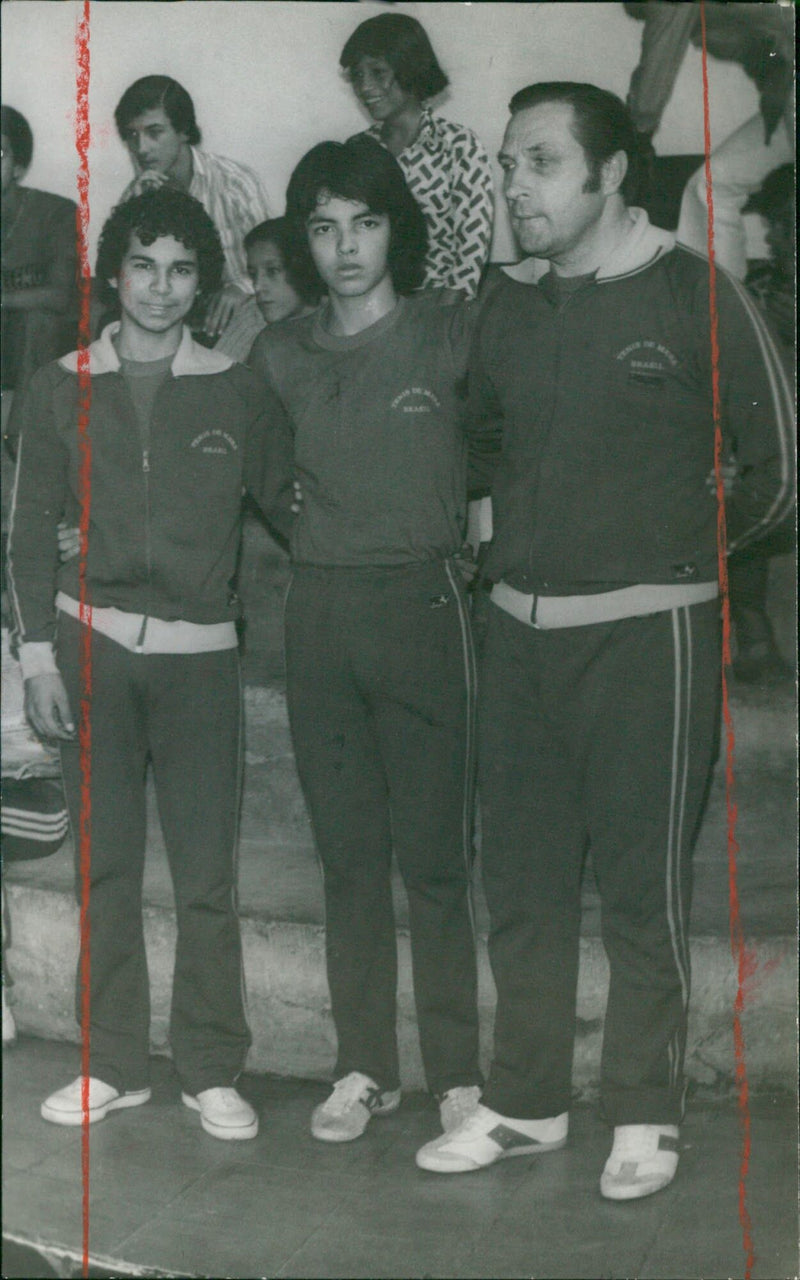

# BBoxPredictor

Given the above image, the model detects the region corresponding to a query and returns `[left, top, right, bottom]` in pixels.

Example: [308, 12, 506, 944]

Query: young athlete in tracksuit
[416, 83, 794, 1196]
[7, 189, 293, 1139]
[248, 136, 482, 1144]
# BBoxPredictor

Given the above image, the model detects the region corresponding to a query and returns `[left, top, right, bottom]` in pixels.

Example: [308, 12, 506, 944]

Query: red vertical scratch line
[74, 2, 93, 1277]
[698, 4, 754, 1277]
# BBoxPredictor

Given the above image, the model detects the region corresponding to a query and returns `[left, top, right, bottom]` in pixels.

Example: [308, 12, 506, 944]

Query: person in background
[115, 76, 270, 345]
[216, 217, 321, 363]
[249, 135, 482, 1148]
[7, 188, 293, 1140]
[415, 81, 793, 1197]
[1, 106, 78, 464]
[624, 2, 793, 280]
[727, 163, 795, 684]
[340, 12, 494, 300]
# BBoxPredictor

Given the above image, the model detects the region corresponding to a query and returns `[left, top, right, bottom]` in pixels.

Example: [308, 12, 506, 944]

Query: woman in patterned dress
[341, 13, 494, 301]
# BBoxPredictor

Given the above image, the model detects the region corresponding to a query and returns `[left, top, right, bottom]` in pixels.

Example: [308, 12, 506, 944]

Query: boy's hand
[203, 285, 248, 339]
[706, 459, 738, 498]
[453, 542, 479, 587]
[123, 170, 170, 200]
[24, 673, 75, 741]
[57, 522, 81, 563]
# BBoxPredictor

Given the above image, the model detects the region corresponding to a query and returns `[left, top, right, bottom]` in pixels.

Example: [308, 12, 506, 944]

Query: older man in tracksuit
[416, 83, 793, 1197]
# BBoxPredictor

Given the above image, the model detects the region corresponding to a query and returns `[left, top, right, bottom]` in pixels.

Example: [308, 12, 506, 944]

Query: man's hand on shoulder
[57, 522, 81, 563]
[24, 673, 75, 741]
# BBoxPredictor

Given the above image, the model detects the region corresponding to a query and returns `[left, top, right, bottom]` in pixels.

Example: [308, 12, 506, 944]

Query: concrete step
[4, 670, 796, 1095]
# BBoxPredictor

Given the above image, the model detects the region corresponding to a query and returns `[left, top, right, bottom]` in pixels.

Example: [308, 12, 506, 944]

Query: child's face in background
[765, 199, 794, 282]
[247, 241, 306, 323]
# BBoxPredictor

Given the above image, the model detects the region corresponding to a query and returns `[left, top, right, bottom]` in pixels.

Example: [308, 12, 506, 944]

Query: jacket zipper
[137, 446, 151, 651]
[525, 286, 589, 588]
[527, 301, 565, 588]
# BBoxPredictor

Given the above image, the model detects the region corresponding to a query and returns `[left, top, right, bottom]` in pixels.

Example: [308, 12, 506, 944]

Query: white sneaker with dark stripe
[416, 1103, 568, 1172]
[311, 1072, 401, 1142]
[600, 1124, 679, 1200]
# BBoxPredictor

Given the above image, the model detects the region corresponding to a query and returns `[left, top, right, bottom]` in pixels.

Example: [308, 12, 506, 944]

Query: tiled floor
[3, 1037, 797, 1279]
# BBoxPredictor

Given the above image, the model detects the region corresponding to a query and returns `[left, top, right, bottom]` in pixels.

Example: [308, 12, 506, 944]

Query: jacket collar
[58, 323, 234, 376]
[366, 107, 440, 155]
[501, 208, 675, 287]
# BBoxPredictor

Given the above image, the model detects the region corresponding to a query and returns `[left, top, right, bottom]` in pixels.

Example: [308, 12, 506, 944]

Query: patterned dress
[362, 109, 494, 299]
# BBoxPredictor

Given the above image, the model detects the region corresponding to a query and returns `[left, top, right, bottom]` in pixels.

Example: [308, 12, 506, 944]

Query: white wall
[2, 0, 761, 266]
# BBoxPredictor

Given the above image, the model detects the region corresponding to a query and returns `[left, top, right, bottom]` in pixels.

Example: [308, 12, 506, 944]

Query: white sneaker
[416, 1102, 568, 1173]
[600, 1124, 680, 1200]
[439, 1085, 482, 1132]
[311, 1071, 401, 1143]
[2, 985, 17, 1047]
[181, 1087, 258, 1141]
[41, 1076, 151, 1126]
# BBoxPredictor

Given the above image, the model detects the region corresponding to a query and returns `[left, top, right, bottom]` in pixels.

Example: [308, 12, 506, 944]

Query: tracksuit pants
[479, 599, 721, 1126]
[56, 613, 251, 1095]
[285, 561, 481, 1096]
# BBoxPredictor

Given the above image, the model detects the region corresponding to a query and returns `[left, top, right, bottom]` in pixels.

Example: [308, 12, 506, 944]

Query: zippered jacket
[467, 211, 794, 596]
[8, 324, 294, 650]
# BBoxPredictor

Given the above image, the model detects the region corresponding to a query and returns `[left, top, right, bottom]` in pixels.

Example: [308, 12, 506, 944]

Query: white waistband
[56, 593, 238, 654]
[490, 580, 719, 630]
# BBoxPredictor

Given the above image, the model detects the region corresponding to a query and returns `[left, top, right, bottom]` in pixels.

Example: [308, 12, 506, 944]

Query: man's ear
[109, 277, 118, 292]
[601, 149, 628, 197]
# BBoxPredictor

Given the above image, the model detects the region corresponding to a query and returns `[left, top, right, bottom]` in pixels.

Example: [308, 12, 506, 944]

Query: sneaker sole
[41, 1087, 151, 1127]
[417, 1134, 567, 1173]
[600, 1172, 676, 1201]
[181, 1092, 258, 1141]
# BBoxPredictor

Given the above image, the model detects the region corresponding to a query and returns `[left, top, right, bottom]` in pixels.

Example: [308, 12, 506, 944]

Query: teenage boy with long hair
[249, 136, 483, 1145]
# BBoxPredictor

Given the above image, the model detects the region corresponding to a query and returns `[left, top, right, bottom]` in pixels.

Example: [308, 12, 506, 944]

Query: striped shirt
[188, 148, 271, 293]
[362, 110, 494, 299]
[214, 297, 267, 362]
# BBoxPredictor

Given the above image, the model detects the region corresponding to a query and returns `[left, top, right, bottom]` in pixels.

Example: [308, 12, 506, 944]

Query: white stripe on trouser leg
[444, 559, 478, 942]
[666, 608, 693, 1090]
[675, 608, 693, 985]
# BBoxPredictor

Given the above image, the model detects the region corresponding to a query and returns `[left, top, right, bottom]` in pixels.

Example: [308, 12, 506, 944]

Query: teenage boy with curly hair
[7, 187, 292, 1139]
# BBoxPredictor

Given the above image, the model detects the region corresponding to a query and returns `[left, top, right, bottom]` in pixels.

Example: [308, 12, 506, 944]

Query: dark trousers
[285, 561, 481, 1095]
[57, 614, 251, 1095]
[479, 600, 721, 1125]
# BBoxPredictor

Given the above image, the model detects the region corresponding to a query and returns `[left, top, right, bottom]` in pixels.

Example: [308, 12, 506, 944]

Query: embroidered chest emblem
[614, 340, 679, 386]
[190, 430, 238, 455]
[391, 387, 442, 415]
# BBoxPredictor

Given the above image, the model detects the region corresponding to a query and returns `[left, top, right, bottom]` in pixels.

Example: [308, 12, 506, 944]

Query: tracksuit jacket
[468, 210, 794, 600]
[7, 324, 294, 670]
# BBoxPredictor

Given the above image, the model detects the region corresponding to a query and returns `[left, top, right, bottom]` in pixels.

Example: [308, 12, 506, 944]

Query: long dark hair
[285, 136, 428, 296]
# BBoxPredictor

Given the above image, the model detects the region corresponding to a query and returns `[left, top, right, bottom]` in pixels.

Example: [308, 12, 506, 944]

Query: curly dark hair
[95, 188, 224, 307]
[1, 105, 34, 171]
[243, 217, 323, 306]
[340, 14, 448, 103]
[115, 76, 201, 147]
[285, 136, 427, 297]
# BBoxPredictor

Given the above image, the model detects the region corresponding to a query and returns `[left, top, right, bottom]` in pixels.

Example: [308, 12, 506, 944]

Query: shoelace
[442, 1087, 482, 1124]
[612, 1127, 661, 1159]
[449, 1103, 493, 1136]
[325, 1073, 376, 1115]
[203, 1088, 243, 1110]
